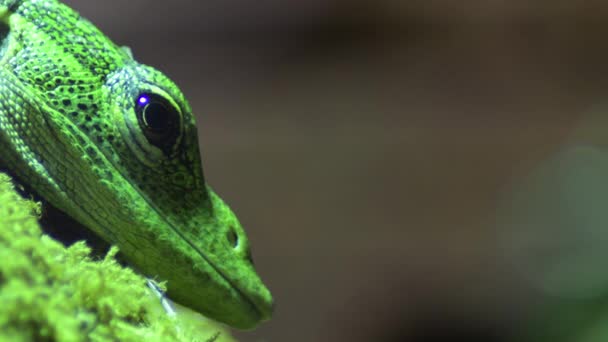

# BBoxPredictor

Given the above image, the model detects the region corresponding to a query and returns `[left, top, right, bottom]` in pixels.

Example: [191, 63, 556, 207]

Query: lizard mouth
[113, 175, 274, 330]
[135, 190, 273, 328]
[177, 229, 274, 328]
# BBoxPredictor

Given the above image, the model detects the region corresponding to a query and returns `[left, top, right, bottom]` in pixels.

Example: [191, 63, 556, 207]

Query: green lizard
[0, 0, 273, 330]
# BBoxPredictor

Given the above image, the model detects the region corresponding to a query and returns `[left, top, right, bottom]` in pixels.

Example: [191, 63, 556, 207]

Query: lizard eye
[135, 93, 181, 151]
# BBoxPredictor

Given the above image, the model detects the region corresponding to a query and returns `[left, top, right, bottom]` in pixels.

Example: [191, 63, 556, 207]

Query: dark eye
[135, 93, 181, 151]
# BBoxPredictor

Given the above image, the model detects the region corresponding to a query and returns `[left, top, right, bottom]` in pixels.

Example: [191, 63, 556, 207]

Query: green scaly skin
[0, 0, 273, 330]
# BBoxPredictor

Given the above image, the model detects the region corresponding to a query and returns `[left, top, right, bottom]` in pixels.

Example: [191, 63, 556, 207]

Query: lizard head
[102, 63, 275, 329]
[3, 0, 273, 330]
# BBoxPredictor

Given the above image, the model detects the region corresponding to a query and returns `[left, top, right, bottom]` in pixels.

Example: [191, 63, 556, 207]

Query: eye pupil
[142, 102, 171, 131]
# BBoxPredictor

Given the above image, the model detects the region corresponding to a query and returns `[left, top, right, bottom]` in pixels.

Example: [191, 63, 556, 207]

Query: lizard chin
[207, 278, 274, 330]
[164, 247, 274, 330]
[158, 188, 274, 330]
[226, 276, 275, 329]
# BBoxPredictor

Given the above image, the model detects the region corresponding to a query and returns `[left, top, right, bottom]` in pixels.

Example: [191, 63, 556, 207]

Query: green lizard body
[0, 0, 273, 330]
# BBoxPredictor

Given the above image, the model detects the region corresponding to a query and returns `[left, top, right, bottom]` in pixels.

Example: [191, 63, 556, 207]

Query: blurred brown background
[62, 1, 608, 341]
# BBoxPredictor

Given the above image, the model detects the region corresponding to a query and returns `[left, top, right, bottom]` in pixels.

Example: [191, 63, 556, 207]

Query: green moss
[0, 173, 235, 342]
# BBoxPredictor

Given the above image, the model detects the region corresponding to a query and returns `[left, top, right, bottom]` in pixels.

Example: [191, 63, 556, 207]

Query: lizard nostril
[226, 228, 238, 248]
